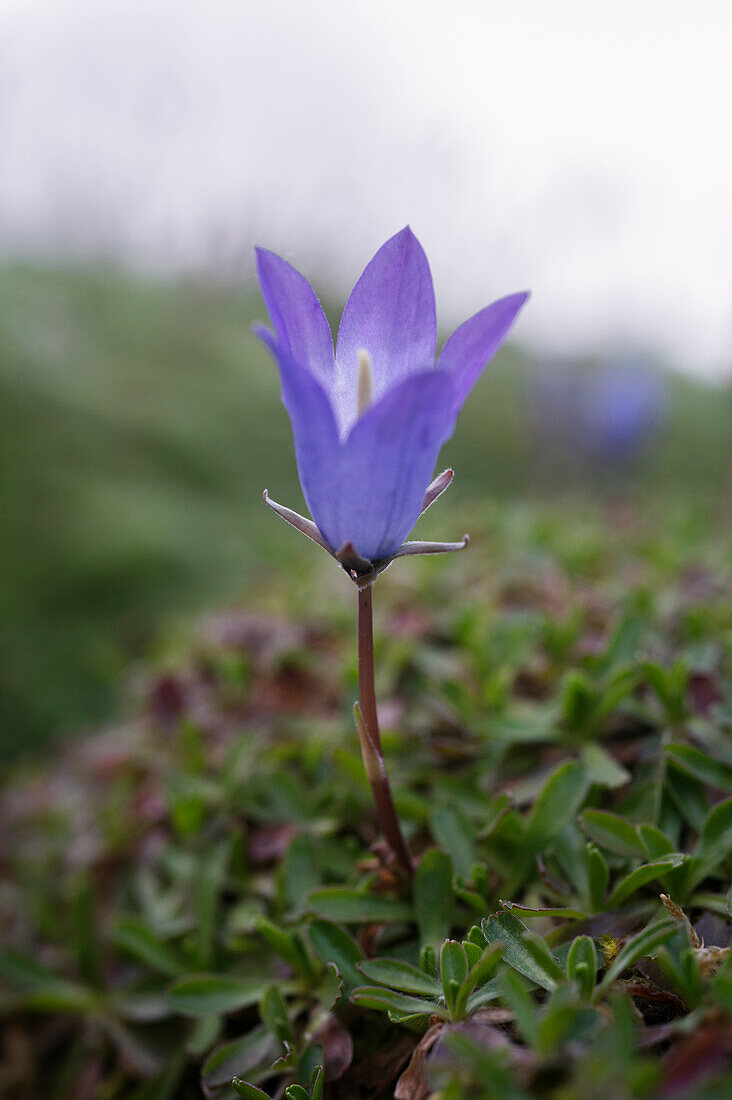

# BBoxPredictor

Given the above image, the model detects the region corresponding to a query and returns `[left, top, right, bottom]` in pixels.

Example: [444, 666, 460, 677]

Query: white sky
[1, 0, 731, 377]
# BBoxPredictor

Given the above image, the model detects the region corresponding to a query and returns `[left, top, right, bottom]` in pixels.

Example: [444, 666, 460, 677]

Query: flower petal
[254, 326, 342, 548]
[438, 292, 529, 417]
[255, 248, 335, 389]
[328, 369, 456, 562]
[334, 227, 436, 429]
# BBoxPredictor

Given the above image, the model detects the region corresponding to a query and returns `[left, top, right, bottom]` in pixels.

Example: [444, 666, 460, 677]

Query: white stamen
[357, 348, 374, 416]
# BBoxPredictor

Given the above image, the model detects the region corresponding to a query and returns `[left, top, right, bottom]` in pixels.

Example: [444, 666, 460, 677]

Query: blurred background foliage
[1, 261, 730, 759]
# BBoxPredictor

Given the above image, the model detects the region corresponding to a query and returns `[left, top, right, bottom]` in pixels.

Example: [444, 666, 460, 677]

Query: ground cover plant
[1, 496, 730, 1098]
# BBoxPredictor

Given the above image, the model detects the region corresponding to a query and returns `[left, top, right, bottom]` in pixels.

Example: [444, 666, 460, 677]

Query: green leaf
[522, 933, 565, 986]
[111, 990, 169, 1023]
[500, 968, 539, 1048]
[465, 977, 502, 1013]
[414, 850, 454, 950]
[666, 766, 708, 833]
[308, 920, 364, 995]
[440, 940, 469, 1016]
[297, 1046, 324, 1090]
[581, 743, 630, 789]
[419, 943, 439, 977]
[482, 712, 556, 744]
[232, 1081, 271, 1100]
[284, 834, 321, 913]
[658, 936, 703, 1009]
[166, 773, 213, 837]
[465, 925, 486, 949]
[113, 917, 186, 978]
[463, 940, 483, 968]
[666, 744, 732, 791]
[482, 912, 560, 992]
[637, 823, 675, 861]
[71, 877, 102, 987]
[538, 986, 598, 1052]
[641, 660, 688, 724]
[351, 986, 441, 1021]
[441, 940, 469, 991]
[22, 980, 99, 1013]
[580, 809, 645, 858]
[310, 1065, 325, 1100]
[316, 964, 343, 1012]
[357, 958, 441, 997]
[560, 670, 596, 734]
[467, 941, 505, 989]
[306, 888, 412, 925]
[687, 796, 732, 891]
[184, 1014, 221, 1057]
[526, 762, 589, 847]
[193, 839, 230, 969]
[586, 844, 609, 912]
[605, 855, 685, 908]
[430, 805, 479, 878]
[256, 918, 315, 981]
[593, 666, 638, 726]
[711, 955, 732, 1014]
[285, 1087, 309, 1100]
[202, 1026, 278, 1090]
[598, 615, 642, 674]
[499, 901, 588, 921]
[167, 974, 268, 1017]
[554, 823, 590, 900]
[260, 984, 293, 1045]
[0, 948, 59, 990]
[566, 936, 598, 1000]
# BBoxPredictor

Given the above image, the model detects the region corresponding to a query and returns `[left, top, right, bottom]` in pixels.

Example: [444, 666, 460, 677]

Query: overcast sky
[1, 0, 731, 377]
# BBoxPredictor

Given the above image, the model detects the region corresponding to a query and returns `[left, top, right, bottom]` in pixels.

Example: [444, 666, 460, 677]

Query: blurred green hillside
[1, 263, 730, 758]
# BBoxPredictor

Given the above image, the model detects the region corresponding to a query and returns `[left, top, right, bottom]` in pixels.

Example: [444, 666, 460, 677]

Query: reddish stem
[357, 583, 414, 878]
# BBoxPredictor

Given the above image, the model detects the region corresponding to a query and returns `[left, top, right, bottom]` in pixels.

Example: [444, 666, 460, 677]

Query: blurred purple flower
[255, 227, 528, 579]
[530, 355, 665, 479]
[580, 362, 663, 462]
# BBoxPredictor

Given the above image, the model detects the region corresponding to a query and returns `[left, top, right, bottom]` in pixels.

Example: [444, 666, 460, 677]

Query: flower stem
[356, 583, 414, 879]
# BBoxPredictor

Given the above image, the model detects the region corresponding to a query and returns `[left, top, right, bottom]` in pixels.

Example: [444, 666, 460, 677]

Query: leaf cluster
[0, 501, 730, 1098]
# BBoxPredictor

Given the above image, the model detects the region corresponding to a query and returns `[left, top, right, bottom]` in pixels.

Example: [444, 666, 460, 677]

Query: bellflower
[255, 227, 528, 582]
[579, 361, 663, 463]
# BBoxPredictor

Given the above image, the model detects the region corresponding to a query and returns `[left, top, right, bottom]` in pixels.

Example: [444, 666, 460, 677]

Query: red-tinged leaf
[312, 1013, 353, 1081]
[658, 1023, 731, 1096]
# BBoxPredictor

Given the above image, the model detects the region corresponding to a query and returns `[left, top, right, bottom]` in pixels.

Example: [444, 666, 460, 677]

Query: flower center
[357, 348, 374, 417]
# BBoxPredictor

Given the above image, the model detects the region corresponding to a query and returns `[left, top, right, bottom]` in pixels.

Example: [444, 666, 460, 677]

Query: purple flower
[255, 227, 528, 580]
[580, 362, 663, 463]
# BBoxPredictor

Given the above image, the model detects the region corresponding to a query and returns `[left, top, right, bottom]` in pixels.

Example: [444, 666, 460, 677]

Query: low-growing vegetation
[1, 499, 730, 1097]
